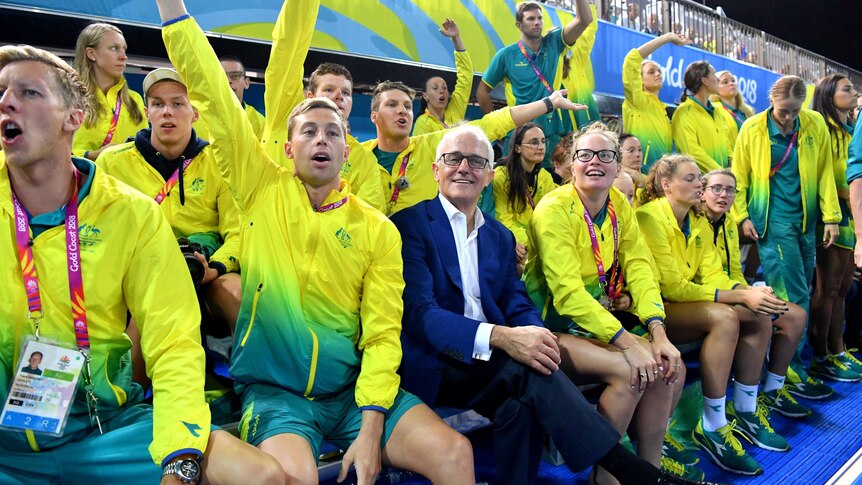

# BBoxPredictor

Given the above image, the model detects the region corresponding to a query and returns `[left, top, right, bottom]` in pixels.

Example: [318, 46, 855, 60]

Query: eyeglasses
[225, 71, 246, 81]
[705, 184, 738, 196]
[574, 149, 617, 164]
[520, 138, 546, 148]
[439, 152, 490, 169]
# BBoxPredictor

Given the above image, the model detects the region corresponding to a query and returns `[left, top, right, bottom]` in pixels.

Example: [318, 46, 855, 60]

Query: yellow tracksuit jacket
[95, 140, 241, 273]
[164, 15, 404, 410]
[671, 97, 732, 172]
[0, 158, 209, 464]
[525, 185, 665, 343]
[636, 197, 737, 302]
[412, 50, 474, 135]
[72, 78, 148, 158]
[710, 215, 746, 285]
[622, 49, 672, 172]
[492, 165, 557, 247]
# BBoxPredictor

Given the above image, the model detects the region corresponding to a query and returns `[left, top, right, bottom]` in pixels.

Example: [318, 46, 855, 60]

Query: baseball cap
[142, 68, 186, 97]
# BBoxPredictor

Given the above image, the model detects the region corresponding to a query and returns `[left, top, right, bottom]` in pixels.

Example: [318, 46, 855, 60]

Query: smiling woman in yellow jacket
[671, 61, 733, 173]
[72, 23, 148, 161]
[637, 155, 801, 476]
[525, 124, 687, 482]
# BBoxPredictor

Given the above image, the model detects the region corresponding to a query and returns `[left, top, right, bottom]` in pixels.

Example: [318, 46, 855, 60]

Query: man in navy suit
[390, 125, 706, 485]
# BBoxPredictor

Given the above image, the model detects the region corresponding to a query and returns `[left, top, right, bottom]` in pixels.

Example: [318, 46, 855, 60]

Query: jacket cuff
[358, 405, 388, 415]
[161, 448, 203, 468]
[608, 327, 625, 345]
[162, 13, 190, 27]
[209, 261, 227, 277]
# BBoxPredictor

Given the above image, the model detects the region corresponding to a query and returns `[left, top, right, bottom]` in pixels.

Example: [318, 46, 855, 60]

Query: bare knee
[707, 304, 740, 338]
[776, 304, 806, 339]
[256, 456, 288, 485]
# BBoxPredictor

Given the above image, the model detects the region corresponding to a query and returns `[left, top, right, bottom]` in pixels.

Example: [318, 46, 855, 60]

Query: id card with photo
[1, 339, 85, 436]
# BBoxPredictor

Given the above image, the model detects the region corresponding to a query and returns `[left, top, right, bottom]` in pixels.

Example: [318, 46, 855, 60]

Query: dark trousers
[435, 351, 620, 485]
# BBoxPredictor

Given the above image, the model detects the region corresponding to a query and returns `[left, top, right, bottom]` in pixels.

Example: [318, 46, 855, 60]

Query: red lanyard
[100, 94, 123, 147]
[769, 131, 798, 178]
[315, 196, 348, 212]
[12, 171, 90, 349]
[389, 154, 411, 208]
[154, 158, 193, 205]
[517, 40, 554, 95]
[721, 102, 744, 126]
[581, 194, 622, 299]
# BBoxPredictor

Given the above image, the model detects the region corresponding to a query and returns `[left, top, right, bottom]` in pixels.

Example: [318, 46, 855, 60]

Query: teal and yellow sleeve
[260, 0, 320, 162]
[444, 50, 473, 125]
[622, 49, 648, 109]
[126, 198, 210, 464]
[355, 221, 405, 410]
[163, 16, 282, 213]
[636, 204, 717, 302]
[672, 103, 723, 173]
[815, 120, 842, 224]
[209, 177, 242, 273]
[731, 122, 753, 222]
[725, 223, 746, 285]
[529, 193, 625, 343]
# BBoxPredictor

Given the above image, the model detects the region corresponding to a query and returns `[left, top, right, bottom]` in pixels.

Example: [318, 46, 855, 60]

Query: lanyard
[100, 94, 123, 147]
[389, 154, 411, 208]
[581, 194, 622, 299]
[426, 109, 449, 129]
[721, 102, 744, 126]
[154, 158, 193, 205]
[12, 171, 103, 432]
[524, 188, 536, 210]
[517, 40, 554, 95]
[315, 196, 348, 212]
[769, 131, 798, 178]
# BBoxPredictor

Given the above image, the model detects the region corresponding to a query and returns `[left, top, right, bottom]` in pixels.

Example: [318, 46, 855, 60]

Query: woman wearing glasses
[493, 123, 558, 264]
[637, 155, 796, 476]
[733, 75, 841, 398]
[72, 23, 148, 161]
[525, 124, 700, 483]
[700, 169, 809, 415]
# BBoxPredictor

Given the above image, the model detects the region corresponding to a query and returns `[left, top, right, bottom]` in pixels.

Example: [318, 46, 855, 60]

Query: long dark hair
[680, 60, 712, 103]
[504, 122, 544, 213]
[812, 74, 852, 153]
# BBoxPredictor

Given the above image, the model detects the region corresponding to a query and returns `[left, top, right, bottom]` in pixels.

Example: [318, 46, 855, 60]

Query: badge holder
[1, 335, 87, 437]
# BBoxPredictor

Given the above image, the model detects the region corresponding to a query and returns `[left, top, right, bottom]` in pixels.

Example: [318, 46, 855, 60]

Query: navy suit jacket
[390, 197, 544, 405]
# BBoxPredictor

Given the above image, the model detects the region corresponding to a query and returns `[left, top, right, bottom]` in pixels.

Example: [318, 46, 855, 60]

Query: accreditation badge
[598, 294, 612, 310]
[1, 338, 85, 436]
[395, 176, 410, 191]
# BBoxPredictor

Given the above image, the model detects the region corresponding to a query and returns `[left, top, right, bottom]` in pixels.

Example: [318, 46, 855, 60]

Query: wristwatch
[162, 458, 201, 483]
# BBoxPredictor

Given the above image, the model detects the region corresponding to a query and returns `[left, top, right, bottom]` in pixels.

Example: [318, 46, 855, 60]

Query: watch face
[179, 460, 201, 481]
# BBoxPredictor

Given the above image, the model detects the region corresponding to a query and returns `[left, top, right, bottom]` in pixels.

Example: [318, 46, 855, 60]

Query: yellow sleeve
[731, 123, 753, 222]
[163, 16, 282, 212]
[636, 207, 717, 302]
[672, 106, 722, 173]
[346, 137, 386, 212]
[209, 176, 242, 273]
[246, 104, 266, 140]
[815, 119, 842, 224]
[355, 220, 404, 410]
[716, 107, 738, 153]
[695, 220, 738, 290]
[125, 199, 210, 465]
[444, 50, 473, 125]
[411, 113, 439, 136]
[530, 195, 625, 343]
[622, 49, 649, 110]
[726, 224, 746, 285]
[467, 105, 517, 142]
[492, 170, 525, 245]
[260, 0, 320, 158]
[617, 198, 665, 323]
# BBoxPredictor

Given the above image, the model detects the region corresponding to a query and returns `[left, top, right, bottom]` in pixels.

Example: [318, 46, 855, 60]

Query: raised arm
[637, 32, 690, 58]
[441, 19, 473, 123]
[476, 80, 494, 115]
[562, 0, 594, 46]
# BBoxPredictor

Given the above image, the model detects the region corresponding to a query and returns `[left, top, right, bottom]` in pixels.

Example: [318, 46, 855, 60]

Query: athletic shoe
[660, 455, 706, 482]
[809, 355, 862, 382]
[692, 419, 763, 476]
[785, 365, 834, 400]
[837, 350, 862, 374]
[663, 430, 700, 465]
[727, 400, 790, 452]
[760, 387, 811, 418]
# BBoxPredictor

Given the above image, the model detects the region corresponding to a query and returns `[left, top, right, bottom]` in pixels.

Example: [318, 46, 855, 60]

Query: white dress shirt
[438, 195, 494, 361]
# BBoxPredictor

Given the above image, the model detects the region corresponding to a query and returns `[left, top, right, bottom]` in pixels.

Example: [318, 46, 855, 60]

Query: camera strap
[154, 158, 194, 205]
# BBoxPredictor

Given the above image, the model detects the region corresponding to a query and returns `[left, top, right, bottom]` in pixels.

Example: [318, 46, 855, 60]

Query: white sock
[703, 396, 727, 432]
[763, 371, 786, 393]
[733, 381, 759, 413]
[836, 352, 846, 358]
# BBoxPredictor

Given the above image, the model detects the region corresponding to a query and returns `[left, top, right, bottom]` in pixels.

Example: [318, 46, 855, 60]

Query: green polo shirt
[372, 147, 400, 175]
[690, 96, 715, 118]
[29, 158, 95, 238]
[766, 108, 802, 224]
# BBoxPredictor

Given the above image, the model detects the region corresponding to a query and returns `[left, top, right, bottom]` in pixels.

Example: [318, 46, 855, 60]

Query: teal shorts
[238, 382, 421, 459]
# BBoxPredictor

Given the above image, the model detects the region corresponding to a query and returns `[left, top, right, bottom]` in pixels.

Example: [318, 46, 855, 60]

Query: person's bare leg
[630, 361, 685, 466]
[125, 318, 150, 390]
[201, 429, 286, 485]
[732, 306, 772, 386]
[258, 433, 318, 485]
[829, 249, 856, 354]
[664, 302, 740, 399]
[768, 303, 806, 376]
[381, 404, 475, 484]
[204, 273, 242, 336]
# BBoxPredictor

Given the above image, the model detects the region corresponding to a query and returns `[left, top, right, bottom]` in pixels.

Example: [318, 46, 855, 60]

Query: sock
[733, 381, 759, 413]
[763, 370, 786, 393]
[596, 443, 660, 485]
[836, 352, 846, 358]
[703, 395, 727, 432]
